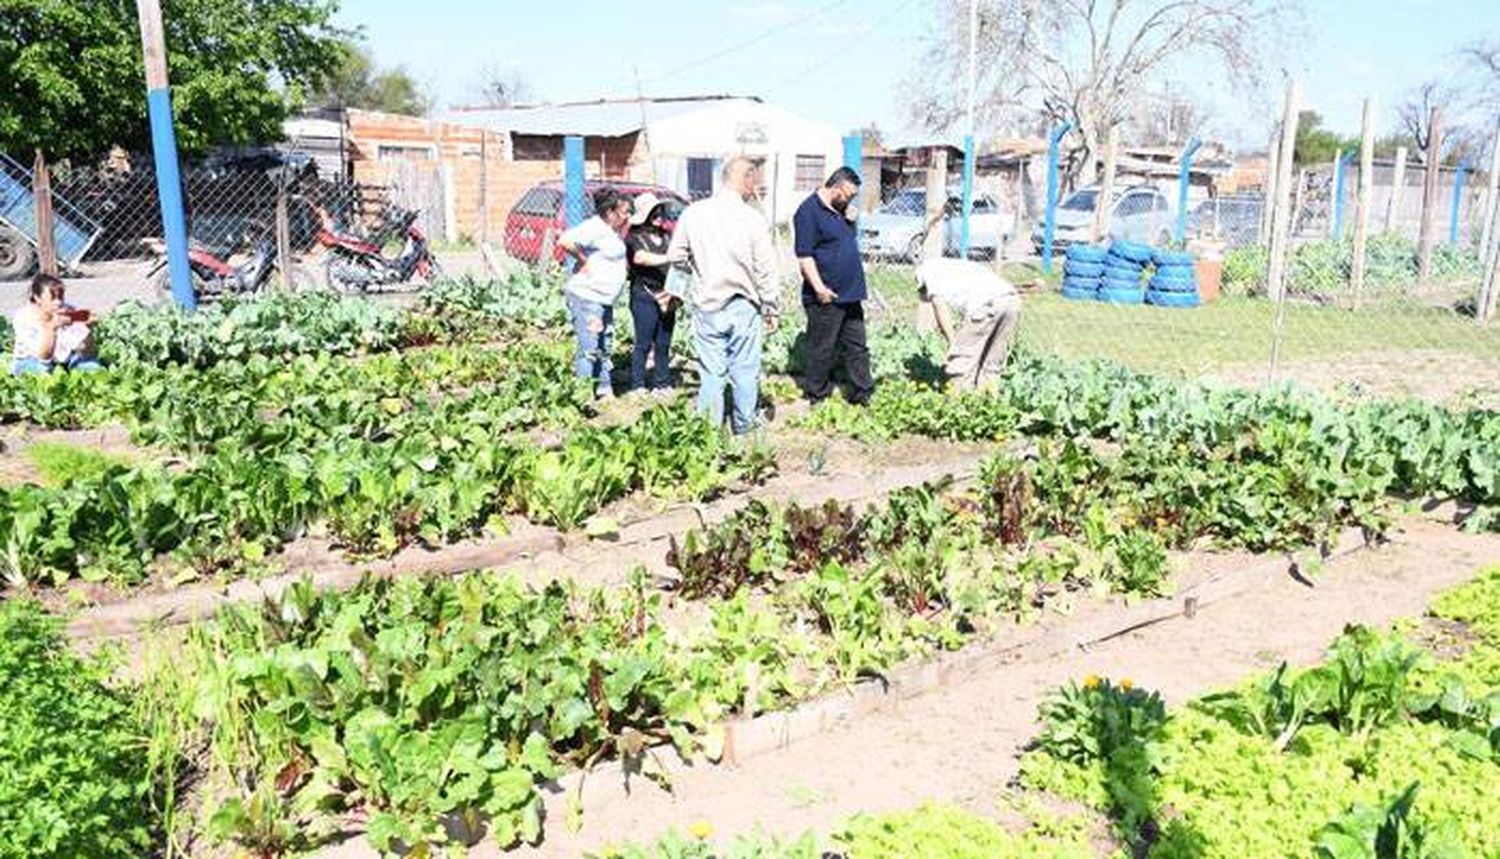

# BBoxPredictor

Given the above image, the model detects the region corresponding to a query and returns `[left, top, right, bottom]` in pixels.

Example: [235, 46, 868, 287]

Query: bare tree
[473, 65, 533, 107]
[1397, 81, 1457, 162]
[906, 0, 1288, 184]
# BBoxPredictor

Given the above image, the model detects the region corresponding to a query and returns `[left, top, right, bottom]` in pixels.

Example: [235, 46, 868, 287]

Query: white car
[1031, 185, 1175, 253]
[858, 189, 1014, 262]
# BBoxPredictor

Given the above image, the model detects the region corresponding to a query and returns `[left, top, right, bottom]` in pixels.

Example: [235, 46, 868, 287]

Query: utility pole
[959, 0, 978, 258]
[135, 0, 195, 310]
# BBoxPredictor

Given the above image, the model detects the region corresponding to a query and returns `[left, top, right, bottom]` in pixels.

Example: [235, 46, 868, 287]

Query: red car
[503, 180, 688, 264]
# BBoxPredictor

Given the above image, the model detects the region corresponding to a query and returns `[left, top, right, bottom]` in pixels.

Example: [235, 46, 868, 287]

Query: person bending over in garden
[558, 187, 633, 400]
[668, 156, 781, 435]
[914, 257, 1021, 391]
[11, 274, 101, 376]
[624, 192, 679, 397]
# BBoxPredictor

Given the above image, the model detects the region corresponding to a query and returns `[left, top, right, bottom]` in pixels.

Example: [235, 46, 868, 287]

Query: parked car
[1031, 185, 1174, 253]
[857, 189, 1014, 262]
[503, 181, 688, 265]
[1184, 195, 1264, 247]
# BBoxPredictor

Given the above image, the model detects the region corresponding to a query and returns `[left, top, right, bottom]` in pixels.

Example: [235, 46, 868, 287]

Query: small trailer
[0, 153, 103, 281]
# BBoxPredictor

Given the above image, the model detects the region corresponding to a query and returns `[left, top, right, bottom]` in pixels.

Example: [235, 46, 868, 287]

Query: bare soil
[307, 517, 1500, 858]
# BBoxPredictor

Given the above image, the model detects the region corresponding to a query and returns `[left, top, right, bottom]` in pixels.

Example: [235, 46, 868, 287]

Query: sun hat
[629, 192, 664, 227]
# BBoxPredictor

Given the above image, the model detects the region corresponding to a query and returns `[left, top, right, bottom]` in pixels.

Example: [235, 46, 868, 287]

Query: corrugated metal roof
[443, 96, 758, 137]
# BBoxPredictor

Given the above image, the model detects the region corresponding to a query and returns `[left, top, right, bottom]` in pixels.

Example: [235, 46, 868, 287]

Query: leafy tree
[0, 0, 346, 160]
[1294, 111, 1358, 166]
[308, 41, 432, 116]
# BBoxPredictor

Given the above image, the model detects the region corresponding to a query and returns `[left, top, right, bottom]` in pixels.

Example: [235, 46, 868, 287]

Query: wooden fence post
[1386, 146, 1408, 234]
[1260, 127, 1280, 244]
[275, 176, 293, 291]
[1480, 124, 1500, 265]
[1090, 125, 1119, 244]
[479, 131, 491, 247]
[32, 151, 59, 277]
[1417, 107, 1443, 288]
[923, 148, 949, 260]
[1350, 98, 1375, 306]
[1266, 80, 1300, 305]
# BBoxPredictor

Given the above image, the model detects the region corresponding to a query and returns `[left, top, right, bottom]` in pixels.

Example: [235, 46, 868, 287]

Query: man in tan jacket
[668, 156, 781, 434]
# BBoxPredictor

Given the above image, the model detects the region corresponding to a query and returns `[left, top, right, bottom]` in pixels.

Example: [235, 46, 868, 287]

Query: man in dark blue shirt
[793, 166, 874, 405]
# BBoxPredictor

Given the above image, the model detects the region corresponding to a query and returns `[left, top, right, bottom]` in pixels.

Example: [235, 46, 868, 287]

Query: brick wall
[342, 111, 654, 243]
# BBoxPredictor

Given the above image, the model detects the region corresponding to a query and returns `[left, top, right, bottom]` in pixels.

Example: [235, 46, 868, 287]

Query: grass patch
[24, 441, 130, 487]
[859, 265, 1499, 381]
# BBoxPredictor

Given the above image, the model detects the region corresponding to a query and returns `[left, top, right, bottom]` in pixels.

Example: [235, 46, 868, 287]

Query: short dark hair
[593, 186, 628, 218]
[29, 273, 64, 302]
[825, 167, 862, 189]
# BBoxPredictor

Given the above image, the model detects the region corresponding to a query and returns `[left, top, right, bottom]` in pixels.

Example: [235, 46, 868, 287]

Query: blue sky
[339, 0, 1496, 149]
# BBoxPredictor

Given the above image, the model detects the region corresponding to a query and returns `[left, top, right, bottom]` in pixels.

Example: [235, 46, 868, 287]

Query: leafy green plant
[1315, 783, 1464, 859]
[1037, 676, 1167, 767]
[0, 601, 161, 858]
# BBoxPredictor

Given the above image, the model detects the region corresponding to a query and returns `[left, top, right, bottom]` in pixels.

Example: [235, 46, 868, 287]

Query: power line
[761, 0, 920, 97]
[640, 0, 854, 86]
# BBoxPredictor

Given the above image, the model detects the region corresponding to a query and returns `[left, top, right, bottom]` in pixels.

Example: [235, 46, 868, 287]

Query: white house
[442, 95, 844, 224]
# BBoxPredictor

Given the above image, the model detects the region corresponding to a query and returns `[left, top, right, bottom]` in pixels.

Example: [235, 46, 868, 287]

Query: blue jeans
[629, 286, 677, 390]
[566, 294, 614, 395]
[693, 297, 763, 435]
[11, 356, 103, 376]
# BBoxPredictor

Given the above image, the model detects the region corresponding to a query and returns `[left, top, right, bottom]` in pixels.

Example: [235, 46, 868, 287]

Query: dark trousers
[801, 301, 874, 404]
[629, 286, 677, 390]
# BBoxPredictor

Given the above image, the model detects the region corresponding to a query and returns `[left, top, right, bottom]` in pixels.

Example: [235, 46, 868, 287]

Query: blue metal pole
[563, 135, 586, 228]
[842, 134, 862, 173]
[842, 133, 862, 221]
[960, 134, 976, 258]
[1449, 159, 1471, 245]
[1332, 150, 1354, 241]
[146, 88, 195, 311]
[1042, 121, 1073, 275]
[1173, 136, 1202, 245]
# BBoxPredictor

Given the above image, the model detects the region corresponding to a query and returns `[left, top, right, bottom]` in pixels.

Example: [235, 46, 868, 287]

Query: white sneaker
[596, 387, 616, 401]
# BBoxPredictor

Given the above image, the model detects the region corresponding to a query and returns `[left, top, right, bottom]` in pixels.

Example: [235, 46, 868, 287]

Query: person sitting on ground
[558, 187, 633, 400]
[914, 257, 1021, 392]
[11, 274, 101, 376]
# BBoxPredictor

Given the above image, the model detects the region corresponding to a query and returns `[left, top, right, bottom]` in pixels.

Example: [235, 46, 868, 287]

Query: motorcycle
[317, 205, 441, 293]
[144, 229, 312, 301]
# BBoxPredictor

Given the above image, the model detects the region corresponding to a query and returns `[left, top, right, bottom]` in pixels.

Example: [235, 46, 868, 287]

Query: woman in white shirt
[11, 274, 101, 376]
[557, 187, 632, 399]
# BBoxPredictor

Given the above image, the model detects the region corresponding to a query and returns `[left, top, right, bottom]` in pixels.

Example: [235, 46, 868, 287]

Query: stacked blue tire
[1061, 245, 1106, 300]
[1098, 240, 1150, 304]
[1147, 249, 1201, 308]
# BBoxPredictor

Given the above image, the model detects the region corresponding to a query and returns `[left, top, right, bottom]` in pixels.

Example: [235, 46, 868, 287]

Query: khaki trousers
[944, 294, 1021, 391]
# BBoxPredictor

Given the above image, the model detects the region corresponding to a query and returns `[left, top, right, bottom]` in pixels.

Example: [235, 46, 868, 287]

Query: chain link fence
[0, 153, 444, 302]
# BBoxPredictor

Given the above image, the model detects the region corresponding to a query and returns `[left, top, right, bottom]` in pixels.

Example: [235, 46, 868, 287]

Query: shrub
[0, 601, 157, 857]
[1037, 675, 1167, 766]
[1221, 245, 1268, 295]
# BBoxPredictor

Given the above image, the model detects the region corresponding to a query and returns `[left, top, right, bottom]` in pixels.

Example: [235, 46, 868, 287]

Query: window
[1061, 189, 1099, 212]
[687, 158, 717, 200]
[513, 188, 561, 217]
[1116, 194, 1148, 217]
[375, 144, 435, 162]
[794, 155, 826, 192]
[880, 189, 925, 216]
[1153, 194, 1170, 212]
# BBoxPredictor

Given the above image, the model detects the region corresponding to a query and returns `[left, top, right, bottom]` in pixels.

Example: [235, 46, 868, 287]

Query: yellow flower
[1082, 674, 1101, 689]
[1120, 678, 1134, 691]
[689, 821, 715, 841]
[598, 845, 620, 859]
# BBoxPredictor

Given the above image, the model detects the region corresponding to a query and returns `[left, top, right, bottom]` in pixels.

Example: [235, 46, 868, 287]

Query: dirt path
[309, 518, 1500, 859]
